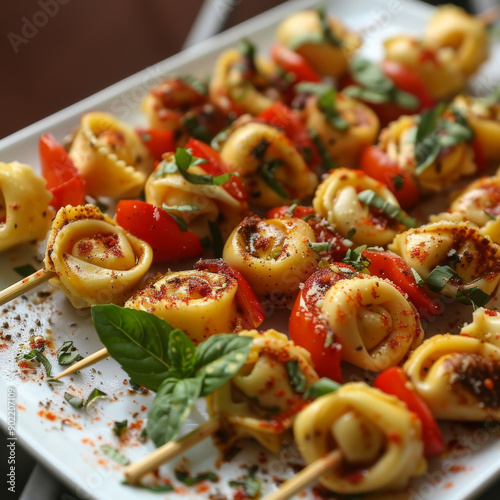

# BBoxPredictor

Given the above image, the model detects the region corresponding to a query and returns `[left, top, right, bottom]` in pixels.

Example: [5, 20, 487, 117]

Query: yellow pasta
[460, 307, 500, 348]
[404, 334, 500, 420]
[206, 329, 319, 454]
[44, 205, 152, 308]
[0, 162, 52, 252]
[69, 112, 154, 198]
[223, 215, 317, 307]
[318, 275, 423, 371]
[276, 9, 361, 77]
[219, 122, 317, 207]
[294, 383, 426, 494]
[313, 168, 404, 246]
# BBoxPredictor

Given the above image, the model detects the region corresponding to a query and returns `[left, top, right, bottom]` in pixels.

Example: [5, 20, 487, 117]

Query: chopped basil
[100, 444, 130, 466]
[308, 128, 339, 170]
[317, 6, 343, 48]
[178, 74, 208, 96]
[57, 341, 83, 366]
[130, 484, 174, 493]
[112, 420, 128, 437]
[208, 220, 223, 258]
[317, 88, 349, 130]
[294, 82, 332, 95]
[19, 345, 52, 377]
[357, 189, 418, 228]
[269, 247, 283, 260]
[309, 241, 332, 253]
[85, 388, 107, 408]
[239, 39, 256, 67]
[13, 264, 38, 278]
[287, 202, 299, 215]
[64, 392, 83, 409]
[392, 174, 404, 191]
[411, 268, 425, 287]
[304, 377, 341, 399]
[346, 227, 357, 239]
[229, 466, 261, 498]
[47, 378, 63, 385]
[456, 287, 491, 310]
[484, 210, 496, 221]
[175, 470, 218, 486]
[162, 204, 199, 233]
[261, 160, 291, 199]
[162, 210, 187, 232]
[341, 245, 370, 271]
[95, 201, 109, 213]
[210, 125, 232, 151]
[181, 115, 212, 143]
[425, 265, 457, 293]
[285, 359, 306, 394]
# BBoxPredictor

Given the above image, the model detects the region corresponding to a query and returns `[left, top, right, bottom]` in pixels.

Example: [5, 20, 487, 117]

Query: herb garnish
[308, 128, 339, 170]
[100, 445, 130, 466]
[64, 392, 84, 409]
[85, 388, 107, 408]
[112, 420, 128, 437]
[229, 466, 261, 498]
[261, 160, 291, 199]
[19, 345, 52, 376]
[13, 264, 37, 278]
[309, 242, 332, 253]
[175, 470, 218, 486]
[57, 341, 83, 366]
[304, 377, 341, 399]
[285, 359, 307, 393]
[341, 245, 371, 271]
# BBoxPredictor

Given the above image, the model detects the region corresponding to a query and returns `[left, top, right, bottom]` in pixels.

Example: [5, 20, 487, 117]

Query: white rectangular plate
[1, 1, 500, 499]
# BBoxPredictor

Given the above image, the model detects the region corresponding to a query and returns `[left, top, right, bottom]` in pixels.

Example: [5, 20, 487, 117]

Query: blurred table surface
[1, 0, 500, 499]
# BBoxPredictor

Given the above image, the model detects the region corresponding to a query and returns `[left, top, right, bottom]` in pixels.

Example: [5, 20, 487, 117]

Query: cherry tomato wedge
[115, 200, 202, 263]
[270, 44, 321, 83]
[363, 250, 442, 319]
[360, 145, 420, 210]
[374, 367, 445, 457]
[136, 128, 175, 161]
[267, 205, 315, 220]
[39, 132, 86, 210]
[185, 138, 247, 201]
[194, 259, 265, 329]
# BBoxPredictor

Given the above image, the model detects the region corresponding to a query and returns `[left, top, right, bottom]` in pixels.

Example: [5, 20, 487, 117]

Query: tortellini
[220, 122, 317, 207]
[209, 48, 277, 116]
[318, 275, 424, 371]
[303, 93, 380, 168]
[378, 114, 477, 192]
[460, 307, 500, 348]
[404, 334, 500, 420]
[69, 112, 154, 198]
[294, 383, 426, 494]
[0, 162, 52, 252]
[275, 9, 361, 77]
[313, 168, 405, 246]
[145, 152, 249, 240]
[389, 221, 500, 301]
[223, 215, 318, 307]
[125, 269, 243, 344]
[44, 205, 153, 308]
[206, 329, 319, 454]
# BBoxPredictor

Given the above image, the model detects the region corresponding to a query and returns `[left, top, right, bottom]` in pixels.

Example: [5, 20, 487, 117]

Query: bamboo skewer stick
[263, 449, 342, 500]
[124, 417, 222, 485]
[53, 348, 109, 380]
[0, 268, 55, 307]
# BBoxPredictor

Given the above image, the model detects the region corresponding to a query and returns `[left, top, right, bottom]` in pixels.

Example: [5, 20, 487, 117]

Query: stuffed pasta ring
[206, 329, 319, 454]
[294, 383, 426, 494]
[44, 205, 152, 308]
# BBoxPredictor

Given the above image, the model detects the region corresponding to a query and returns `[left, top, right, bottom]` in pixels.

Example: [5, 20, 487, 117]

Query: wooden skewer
[478, 4, 500, 26]
[0, 268, 55, 307]
[124, 417, 222, 485]
[53, 347, 109, 380]
[264, 449, 342, 500]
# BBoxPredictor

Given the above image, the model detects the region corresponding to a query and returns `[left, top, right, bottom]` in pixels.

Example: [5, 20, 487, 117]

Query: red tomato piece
[115, 200, 202, 263]
[136, 128, 175, 161]
[266, 205, 315, 220]
[39, 132, 86, 210]
[270, 44, 321, 83]
[185, 138, 247, 201]
[471, 137, 488, 173]
[194, 259, 265, 329]
[360, 145, 420, 210]
[374, 367, 445, 458]
[363, 250, 442, 319]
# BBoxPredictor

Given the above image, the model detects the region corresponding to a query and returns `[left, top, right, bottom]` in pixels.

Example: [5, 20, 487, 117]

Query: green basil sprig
[285, 359, 307, 394]
[57, 341, 83, 366]
[304, 377, 341, 399]
[308, 128, 339, 170]
[19, 345, 52, 377]
[261, 160, 292, 199]
[341, 244, 370, 271]
[91, 305, 253, 447]
[343, 58, 418, 110]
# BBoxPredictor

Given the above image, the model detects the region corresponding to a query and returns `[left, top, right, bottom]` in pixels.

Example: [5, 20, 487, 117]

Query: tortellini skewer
[44, 205, 153, 308]
[294, 383, 426, 494]
[206, 329, 319, 454]
[0, 162, 52, 252]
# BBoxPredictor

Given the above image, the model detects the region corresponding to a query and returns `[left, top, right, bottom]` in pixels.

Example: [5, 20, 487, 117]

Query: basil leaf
[181, 114, 212, 143]
[153, 158, 179, 178]
[240, 38, 256, 68]
[346, 227, 357, 239]
[261, 160, 291, 200]
[294, 82, 332, 95]
[210, 125, 232, 151]
[146, 377, 202, 447]
[304, 377, 341, 399]
[415, 103, 446, 143]
[350, 59, 393, 94]
[309, 242, 332, 253]
[195, 334, 253, 397]
[411, 268, 425, 287]
[393, 89, 419, 110]
[317, 88, 349, 131]
[342, 85, 391, 104]
[287, 202, 299, 215]
[485, 210, 496, 221]
[112, 420, 128, 437]
[357, 190, 418, 228]
[341, 245, 370, 271]
[285, 359, 306, 394]
[178, 74, 207, 96]
[85, 388, 107, 408]
[175, 470, 218, 486]
[100, 445, 130, 466]
[308, 128, 339, 170]
[208, 220, 223, 259]
[64, 392, 83, 409]
[392, 174, 404, 191]
[19, 346, 52, 377]
[13, 264, 37, 278]
[162, 204, 199, 212]
[162, 204, 188, 232]
[57, 341, 83, 366]
[229, 465, 261, 498]
[456, 287, 491, 310]
[425, 265, 457, 293]
[168, 329, 196, 379]
[317, 6, 343, 48]
[91, 304, 173, 392]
